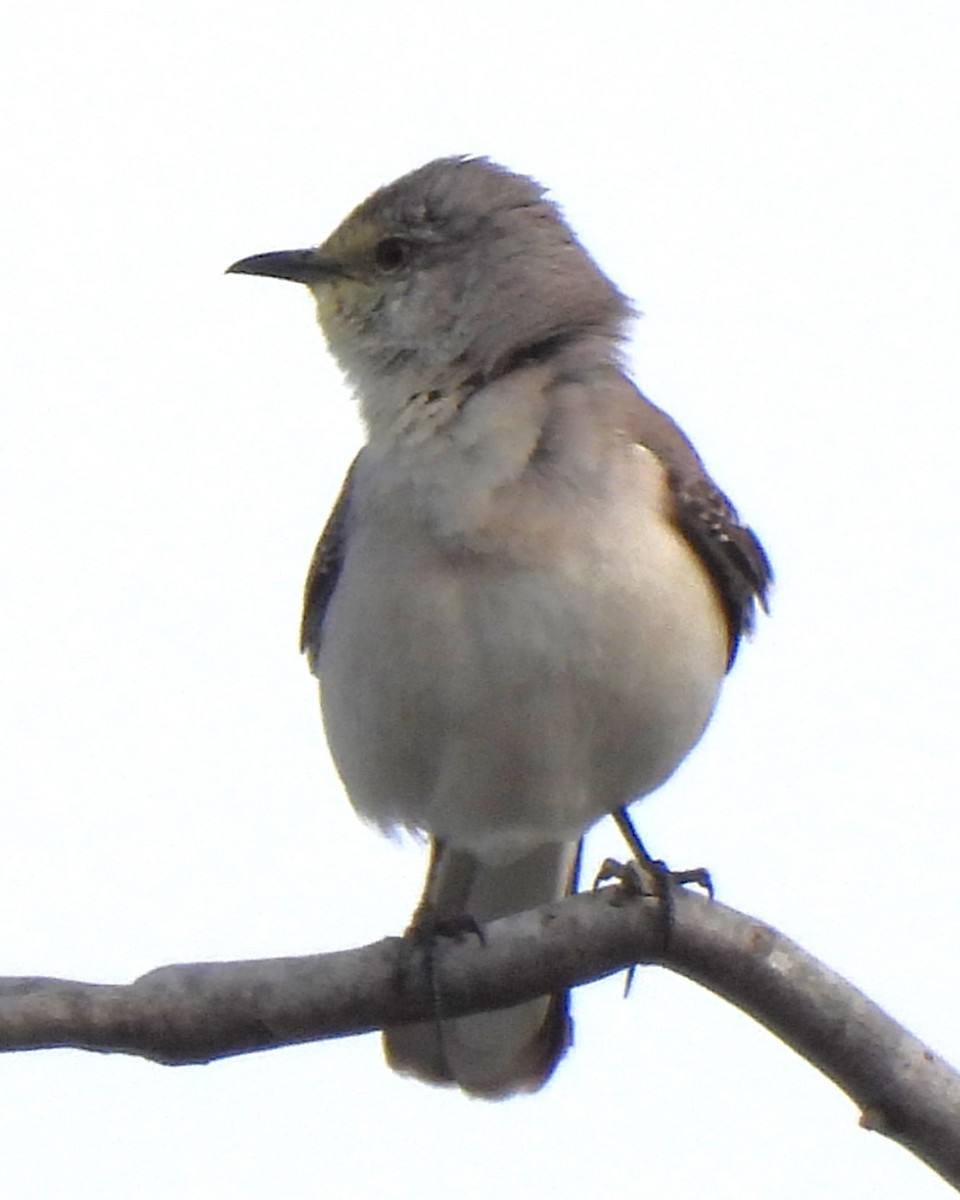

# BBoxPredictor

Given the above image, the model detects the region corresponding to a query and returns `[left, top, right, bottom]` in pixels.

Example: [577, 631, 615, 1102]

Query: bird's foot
[593, 855, 713, 898]
[605, 806, 714, 897]
[595, 808, 715, 964]
[404, 904, 486, 947]
[392, 907, 486, 1036]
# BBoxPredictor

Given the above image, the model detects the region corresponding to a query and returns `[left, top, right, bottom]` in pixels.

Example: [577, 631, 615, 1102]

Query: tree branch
[1, 885, 957, 1188]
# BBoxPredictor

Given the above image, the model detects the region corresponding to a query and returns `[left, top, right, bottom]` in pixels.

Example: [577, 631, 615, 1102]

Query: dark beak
[225, 248, 342, 284]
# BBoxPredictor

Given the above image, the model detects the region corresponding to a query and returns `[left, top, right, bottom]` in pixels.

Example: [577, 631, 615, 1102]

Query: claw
[666, 866, 714, 897]
[610, 807, 714, 897]
[596, 808, 716, 960]
[593, 856, 653, 894]
[405, 906, 486, 946]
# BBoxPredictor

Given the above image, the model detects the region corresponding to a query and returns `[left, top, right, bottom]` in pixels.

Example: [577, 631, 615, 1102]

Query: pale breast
[316, 429, 728, 862]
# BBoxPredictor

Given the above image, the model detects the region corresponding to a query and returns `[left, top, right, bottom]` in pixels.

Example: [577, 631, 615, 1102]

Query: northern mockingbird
[228, 156, 771, 1099]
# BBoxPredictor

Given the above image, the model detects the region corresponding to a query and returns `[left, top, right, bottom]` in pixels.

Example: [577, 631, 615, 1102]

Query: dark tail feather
[384, 838, 580, 1098]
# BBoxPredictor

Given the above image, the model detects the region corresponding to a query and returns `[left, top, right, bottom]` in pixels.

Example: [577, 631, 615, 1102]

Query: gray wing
[299, 454, 360, 658]
[629, 389, 772, 669]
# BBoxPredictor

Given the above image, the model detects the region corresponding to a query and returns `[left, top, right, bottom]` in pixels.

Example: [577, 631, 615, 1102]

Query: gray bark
[0, 884, 957, 1188]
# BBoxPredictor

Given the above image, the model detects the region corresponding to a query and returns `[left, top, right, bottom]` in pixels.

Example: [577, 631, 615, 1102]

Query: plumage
[229, 156, 770, 1098]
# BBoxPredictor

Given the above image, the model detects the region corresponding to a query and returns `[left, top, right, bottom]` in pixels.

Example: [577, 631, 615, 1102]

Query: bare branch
[1, 885, 958, 1188]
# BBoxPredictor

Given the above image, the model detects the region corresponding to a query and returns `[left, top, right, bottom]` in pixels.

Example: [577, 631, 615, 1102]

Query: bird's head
[228, 157, 630, 432]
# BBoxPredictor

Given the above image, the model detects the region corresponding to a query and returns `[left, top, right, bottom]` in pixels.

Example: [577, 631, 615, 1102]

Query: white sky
[2, 2, 959, 1196]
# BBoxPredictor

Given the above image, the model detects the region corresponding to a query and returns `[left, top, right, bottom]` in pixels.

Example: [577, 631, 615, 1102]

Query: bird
[227, 156, 771, 1099]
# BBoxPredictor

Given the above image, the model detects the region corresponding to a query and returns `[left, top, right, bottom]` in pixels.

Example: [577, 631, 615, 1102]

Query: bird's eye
[373, 237, 411, 272]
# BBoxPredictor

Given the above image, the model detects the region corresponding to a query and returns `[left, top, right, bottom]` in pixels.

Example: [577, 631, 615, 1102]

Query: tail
[384, 838, 581, 1099]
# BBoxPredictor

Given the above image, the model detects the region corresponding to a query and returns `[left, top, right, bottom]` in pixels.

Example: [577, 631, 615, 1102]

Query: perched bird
[228, 156, 771, 1099]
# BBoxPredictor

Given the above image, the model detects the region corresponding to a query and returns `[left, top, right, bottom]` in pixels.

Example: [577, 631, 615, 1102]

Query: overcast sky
[2, 2, 959, 1197]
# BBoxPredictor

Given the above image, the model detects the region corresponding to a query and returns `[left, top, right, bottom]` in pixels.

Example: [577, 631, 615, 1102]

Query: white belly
[315, 478, 727, 864]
